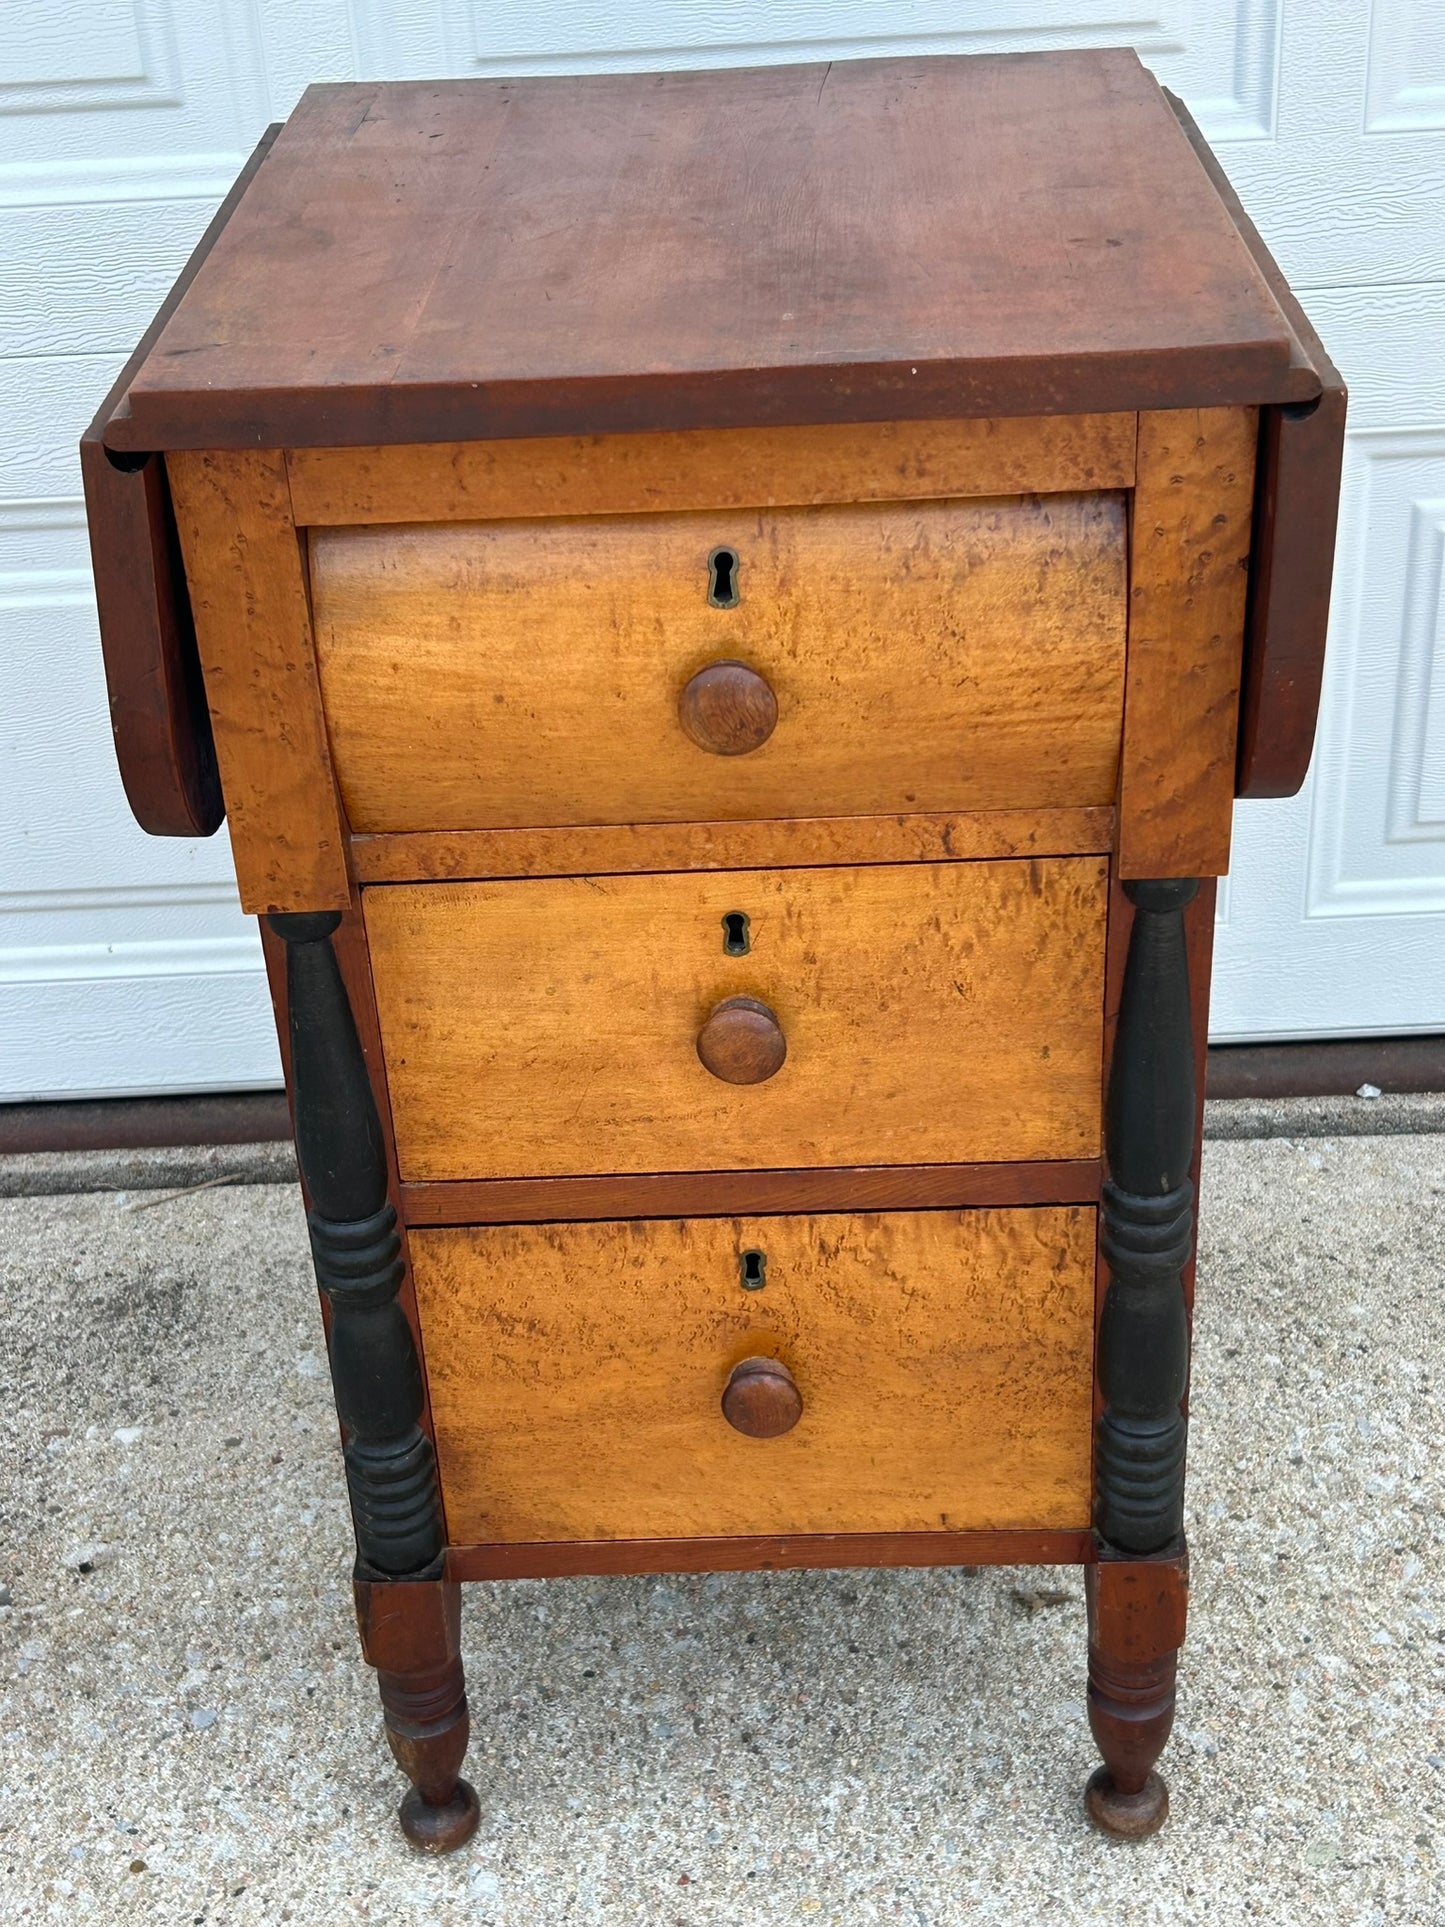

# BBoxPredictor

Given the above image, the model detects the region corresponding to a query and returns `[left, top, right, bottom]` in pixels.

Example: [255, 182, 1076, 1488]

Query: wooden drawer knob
[696, 995, 787, 1084]
[678, 660, 777, 755]
[722, 1356, 802, 1438]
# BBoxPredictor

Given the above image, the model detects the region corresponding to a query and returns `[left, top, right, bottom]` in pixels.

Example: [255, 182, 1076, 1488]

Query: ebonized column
[1087, 877, 1197, 1838]
[1095, 878, 1197, 1554]
[269, 911, 478, 1850]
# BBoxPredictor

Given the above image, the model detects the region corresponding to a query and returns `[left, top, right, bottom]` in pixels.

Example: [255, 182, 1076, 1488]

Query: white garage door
[3, 4, 1442, 1097]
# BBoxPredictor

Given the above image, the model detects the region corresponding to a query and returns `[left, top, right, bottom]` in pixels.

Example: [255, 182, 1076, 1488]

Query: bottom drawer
[411, 1206, 1096, 1543]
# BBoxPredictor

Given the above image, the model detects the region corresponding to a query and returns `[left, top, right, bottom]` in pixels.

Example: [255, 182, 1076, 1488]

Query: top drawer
[309, 493, 1126, 834]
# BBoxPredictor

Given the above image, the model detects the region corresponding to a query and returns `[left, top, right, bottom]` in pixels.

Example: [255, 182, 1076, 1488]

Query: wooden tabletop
[106, 50, 1314, 452]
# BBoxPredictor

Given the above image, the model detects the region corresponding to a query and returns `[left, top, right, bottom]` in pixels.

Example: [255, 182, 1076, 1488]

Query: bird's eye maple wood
[360, 858, 1109, 1182]
[84, 47, 1343, 1849]
[408, 1207, 1097, 1543]
[307, 493, 1127, 838]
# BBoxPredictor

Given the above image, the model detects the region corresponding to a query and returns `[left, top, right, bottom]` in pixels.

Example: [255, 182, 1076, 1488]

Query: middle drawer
[364, 856, 1108, 1182]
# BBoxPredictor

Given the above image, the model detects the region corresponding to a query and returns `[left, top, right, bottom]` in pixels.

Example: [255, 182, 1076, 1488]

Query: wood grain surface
[1088, 1551, 1190, 1662]
[445, 1528, 1094, 1579]
[695, 995, 789, 1085]
[722, 1355, 804, 1438]
[167, 449, 350, 912]
[79, 444, 222, 840]
[350, 808, 1115, 885]
[286, 414, 1136, 523]
[364, 857, 1109, 1181]
[1236, 396, 1347, 798]
[399, 1159, 1102, 1228]
[1165, 91, 1346, 801]
[411, 1207, 1097, 1541]
[311, 494, 1127, 833]
[80, 125, 281, 839]
[108, 53, 1304, 453]
[677, 660, 779, 756]
[1117, 409, 1257, 878]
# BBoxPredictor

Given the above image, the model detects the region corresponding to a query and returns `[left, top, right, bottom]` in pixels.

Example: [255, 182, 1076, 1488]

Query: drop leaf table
[83, 49, 1344, 1848]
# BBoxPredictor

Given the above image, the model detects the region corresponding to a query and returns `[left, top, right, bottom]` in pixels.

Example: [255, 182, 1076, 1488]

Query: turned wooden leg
[1085, 1553, 1187, 1839]
[1089, 879, 1199, 1835]
[355, 1574, 480, 1852]
[269, 913, 475, 1848]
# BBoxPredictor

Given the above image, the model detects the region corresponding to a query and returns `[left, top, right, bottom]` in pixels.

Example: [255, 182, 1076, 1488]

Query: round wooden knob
[722, 1356, 802, 1438]
[696, 996, 786, 1084]
[678, 660, 777, 755]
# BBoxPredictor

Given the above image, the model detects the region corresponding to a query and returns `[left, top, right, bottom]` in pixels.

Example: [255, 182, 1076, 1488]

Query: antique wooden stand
[84, 51, 1342, 1848]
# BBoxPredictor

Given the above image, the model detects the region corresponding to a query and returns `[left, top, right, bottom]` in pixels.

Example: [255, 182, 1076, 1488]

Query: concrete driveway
[2, 1130, 1442, 1924]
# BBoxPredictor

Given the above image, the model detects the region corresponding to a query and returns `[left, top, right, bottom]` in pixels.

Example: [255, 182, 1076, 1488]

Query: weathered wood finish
[309, 494, 1127, 833]
[79, 445, 222, 839]
[286, 413, 1137, 523]
[167, 451, 349, 913]
[1237, 395, 1348, 797]
[107, 54, 1307, 456]
[1118, 409, 1257, 878]
[411, 1207, 1097, 1543]
[1085, 1551, 1189, 1839]
[351, 808, 1116, 885]
[269, 910, 444, 1576]
[447, 1528, 1094, 1580]
[1093, 880, 1198, 1555]
[364, 858, 1109, 1181]
[83, 47, 1352, 1855]
[399, 1160, 1102, 1228]
[354, 1575, 479, 1852]
[79, 124, 280, 840]
[1165, 90, 1347, 800]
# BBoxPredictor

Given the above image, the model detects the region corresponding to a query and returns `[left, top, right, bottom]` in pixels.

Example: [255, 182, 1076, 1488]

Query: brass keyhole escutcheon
[707, 545, 740, 608]
[721, 910, 751, 956]
[739, 1248, 767, 1290]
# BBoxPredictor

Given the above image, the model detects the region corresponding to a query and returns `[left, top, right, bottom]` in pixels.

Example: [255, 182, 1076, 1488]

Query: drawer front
[412, 1207, 1096, 1543]
[310, 493, 1126, 833]
[365, 857, 1108, 1181]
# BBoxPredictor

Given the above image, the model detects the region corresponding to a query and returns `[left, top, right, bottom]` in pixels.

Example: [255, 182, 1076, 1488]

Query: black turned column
[1086, 877, 1198, 1840]
[269, 911, 478, 1851]
[1094, 878, 1197, 1554]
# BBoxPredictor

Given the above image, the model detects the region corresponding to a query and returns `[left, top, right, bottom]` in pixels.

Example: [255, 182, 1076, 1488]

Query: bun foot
[399, 1777, 481, 1853]
[1086, 1765, 1169, 1839]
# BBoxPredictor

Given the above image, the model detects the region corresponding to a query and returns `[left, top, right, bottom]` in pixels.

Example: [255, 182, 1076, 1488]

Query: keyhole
[722, 911, 751, 956]
[739, 1249, 767, 1291]
[708, 546, 740, 608]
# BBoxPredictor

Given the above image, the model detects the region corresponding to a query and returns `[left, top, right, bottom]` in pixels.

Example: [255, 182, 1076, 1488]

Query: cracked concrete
[1, 1134, 1442, 1924]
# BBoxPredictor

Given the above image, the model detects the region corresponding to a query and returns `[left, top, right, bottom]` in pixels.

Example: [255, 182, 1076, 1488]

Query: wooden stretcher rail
[285, 413, 1137, 523]
[447, 1529, 1095, 1580]
[400, 1160, 1104, 1227]
[352, 809, 1117, 884]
